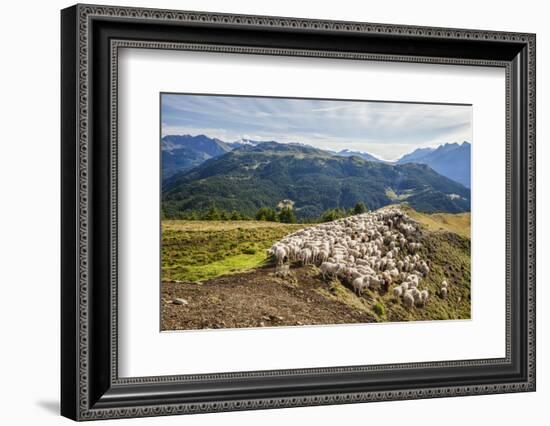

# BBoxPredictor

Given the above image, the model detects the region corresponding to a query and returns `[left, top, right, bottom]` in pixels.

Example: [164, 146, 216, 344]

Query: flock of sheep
[269, 207, 450, 309]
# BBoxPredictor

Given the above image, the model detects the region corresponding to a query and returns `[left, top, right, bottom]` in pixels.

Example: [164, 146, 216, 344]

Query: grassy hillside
[162, 220, 306, 282]
[162, 142, 471, 219]
[161, 207, 471, 327]
[396, 204, 471, 238]
[316, 230, 470, 322]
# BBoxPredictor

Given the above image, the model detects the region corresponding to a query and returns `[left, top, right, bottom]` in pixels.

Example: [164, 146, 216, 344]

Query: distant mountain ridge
[396, 142, 471, 188]
[163, 141, 471, 219]
[335, 149, 385, 163]
[226, 138, 272, 150]
[162, 135, 290, 178]
[161, 134, 471, 189]
[162, 134, 232, 178]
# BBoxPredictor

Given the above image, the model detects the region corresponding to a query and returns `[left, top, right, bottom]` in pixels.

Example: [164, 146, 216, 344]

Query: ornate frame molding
[61, 4, 536, 421]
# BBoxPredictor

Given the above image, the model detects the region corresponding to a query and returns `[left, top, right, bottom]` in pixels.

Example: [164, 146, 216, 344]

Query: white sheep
[320, 262, 338, 279]
[274, 246, 287, 265]
[269, 207, 433, 305]
[393, 286, 403, 299]
[403, 290, 415, 308]
[352, 276, 365, 295]
[420, 289, 429, 305]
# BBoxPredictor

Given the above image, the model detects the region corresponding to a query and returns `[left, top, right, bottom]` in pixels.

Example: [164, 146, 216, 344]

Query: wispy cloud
[161, 94, 472, 161]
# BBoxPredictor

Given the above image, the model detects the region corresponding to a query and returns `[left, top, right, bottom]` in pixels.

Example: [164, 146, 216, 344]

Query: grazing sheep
[370, 276, 382, 290]
[386, 268, 398, 278]
[320, 262, 338, 279]
[274, 246, 287, 265]
[355, 258, 370, 267]
[403, 290, 415, 308]
[420, 290, 429, 305]
[299, 248, 312, 265]
[352, 276, 365, 295]
[393, 286, 403, 299]
[362, 275, 372, 290]
[317, 250, 329, 263]
[440, 287, 448, 299]
[269, 207, 434, 308]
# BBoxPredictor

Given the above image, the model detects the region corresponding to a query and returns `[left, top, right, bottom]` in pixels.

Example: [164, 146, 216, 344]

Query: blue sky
[161, 94, 472, 161]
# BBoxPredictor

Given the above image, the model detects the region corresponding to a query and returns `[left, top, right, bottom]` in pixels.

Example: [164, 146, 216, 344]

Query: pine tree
[278, 207, 296, 223]
[354, 202, 368, 215]
[256, 207, 278, 222]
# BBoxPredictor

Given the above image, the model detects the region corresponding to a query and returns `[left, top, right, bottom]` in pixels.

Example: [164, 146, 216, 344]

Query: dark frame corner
[61, 3, 535, 421]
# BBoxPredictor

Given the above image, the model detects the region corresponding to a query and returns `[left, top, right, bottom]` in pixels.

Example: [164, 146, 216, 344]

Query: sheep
[355, 258, 370, 267]
[411, 288, 427, 307]
[420, 290, 429, 305]
[274, 246, 287, 265]
[407, 274, 420, 286]
[299, 248, 313, 265]
[369, 276, 382, 290]
[320, 262, 338, 279]
[440, 287, 448, 299]
[348, 269, 363, 281]
[269, 207, 433, 305]
[352, 276, 365, 295]
[317, 249, 329, 263]
[393, 286, 403, 299]
[388, 268, 400, 278]
[418, 261, 430, 276]
[403, 290, 415, 308]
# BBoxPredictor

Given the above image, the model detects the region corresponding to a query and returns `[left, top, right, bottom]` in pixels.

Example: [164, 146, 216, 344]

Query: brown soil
[161, 265, 376, 331]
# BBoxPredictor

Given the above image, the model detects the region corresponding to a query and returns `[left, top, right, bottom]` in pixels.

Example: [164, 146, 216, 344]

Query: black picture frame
[61, 4, 536, 421]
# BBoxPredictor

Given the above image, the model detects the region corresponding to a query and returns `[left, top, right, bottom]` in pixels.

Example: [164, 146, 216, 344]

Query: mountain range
[162, 135, 232, 178]
[162, 135, 278, 178]
[161, 135, 470, 186]
[162, 140, 471, 219]
[396, 142, 471, 188]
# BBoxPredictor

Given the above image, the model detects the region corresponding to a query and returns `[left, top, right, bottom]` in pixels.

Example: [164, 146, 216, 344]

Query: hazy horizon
[162, 132, 471, 162]
[161, 94, 472, 161]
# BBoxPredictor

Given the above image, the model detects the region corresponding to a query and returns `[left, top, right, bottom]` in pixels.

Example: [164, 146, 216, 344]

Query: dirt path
[161, 265, 376, 331]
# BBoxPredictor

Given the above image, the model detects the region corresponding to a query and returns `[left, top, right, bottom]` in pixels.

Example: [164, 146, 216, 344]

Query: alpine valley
[161, 135, 471, 220]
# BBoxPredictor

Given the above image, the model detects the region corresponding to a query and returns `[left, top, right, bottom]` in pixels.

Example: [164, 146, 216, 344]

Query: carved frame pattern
[61, 4, 536, 421]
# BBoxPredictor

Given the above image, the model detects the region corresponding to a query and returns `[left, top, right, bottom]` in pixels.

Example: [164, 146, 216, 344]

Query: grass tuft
[373, 302, 386, 317]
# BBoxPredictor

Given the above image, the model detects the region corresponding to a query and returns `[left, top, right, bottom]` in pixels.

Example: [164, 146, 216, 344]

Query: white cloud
[161, 94, 472, 160]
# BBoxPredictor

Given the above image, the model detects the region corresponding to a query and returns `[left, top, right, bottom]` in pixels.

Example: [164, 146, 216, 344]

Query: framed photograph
[61, 4, 536, 421]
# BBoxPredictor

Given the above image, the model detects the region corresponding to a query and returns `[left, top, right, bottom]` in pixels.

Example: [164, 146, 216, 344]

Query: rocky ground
[161, 264, 377, 331]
